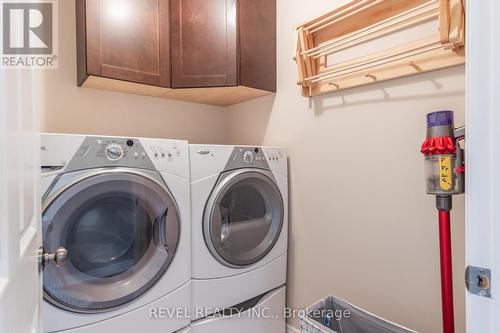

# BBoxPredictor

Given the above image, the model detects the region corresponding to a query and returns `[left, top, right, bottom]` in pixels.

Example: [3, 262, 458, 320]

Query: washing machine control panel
[50, 135, 189, 178]
[94, 139, 151, 163]
[64, 137, 156, 172]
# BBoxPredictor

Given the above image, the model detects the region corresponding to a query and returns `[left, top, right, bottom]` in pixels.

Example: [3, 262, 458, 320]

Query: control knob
[105, 144, 123, 161]
[243, 150, 254, 163]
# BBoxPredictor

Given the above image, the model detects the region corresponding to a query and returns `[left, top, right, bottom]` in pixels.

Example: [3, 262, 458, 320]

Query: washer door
[42, 169, 180, 313]
[204, 169, 284, 268]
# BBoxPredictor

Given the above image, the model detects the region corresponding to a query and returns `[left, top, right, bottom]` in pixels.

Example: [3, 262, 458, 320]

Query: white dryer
[189, 145, 288, 332]
[40, 133, 191, 333]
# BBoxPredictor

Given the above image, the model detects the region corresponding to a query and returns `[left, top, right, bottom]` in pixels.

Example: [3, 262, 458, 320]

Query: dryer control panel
[225, 147, 286, 172]
[225, 147, 271, 171]
[189, 145, 287, 181]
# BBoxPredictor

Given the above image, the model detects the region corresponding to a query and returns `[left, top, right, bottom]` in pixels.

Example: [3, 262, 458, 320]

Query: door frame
[0, 62, 43, 333]
[465, 0, 500, 332]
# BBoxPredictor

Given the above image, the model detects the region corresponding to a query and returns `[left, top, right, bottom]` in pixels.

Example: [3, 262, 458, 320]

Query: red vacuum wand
[438, 210, 454, 333]
[421, 111, 465, 333]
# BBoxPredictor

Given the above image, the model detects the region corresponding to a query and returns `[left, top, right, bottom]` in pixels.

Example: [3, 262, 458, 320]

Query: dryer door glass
[205, 170, 283, 267]
[42, 170, 180, 313]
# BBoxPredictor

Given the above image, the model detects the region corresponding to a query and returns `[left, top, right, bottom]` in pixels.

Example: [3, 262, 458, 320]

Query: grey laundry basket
[300, 296, 417, 333]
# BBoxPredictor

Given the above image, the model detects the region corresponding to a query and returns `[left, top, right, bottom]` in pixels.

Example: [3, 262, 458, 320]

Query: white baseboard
[287, 323, 300, 333]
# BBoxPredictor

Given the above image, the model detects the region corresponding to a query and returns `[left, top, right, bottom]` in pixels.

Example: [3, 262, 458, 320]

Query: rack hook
[410, 62, 423, 72]
[328, 82, 340, 89]
[365, 74, 377, 81]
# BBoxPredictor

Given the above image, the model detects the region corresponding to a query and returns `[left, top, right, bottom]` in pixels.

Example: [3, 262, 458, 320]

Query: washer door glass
[205, 170, 284, 267]
[42, 170, 180, 313]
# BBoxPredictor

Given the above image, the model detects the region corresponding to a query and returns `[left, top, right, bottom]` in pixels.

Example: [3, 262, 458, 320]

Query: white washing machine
[40, 133, 191, 333]
[189, 145, 288, 332]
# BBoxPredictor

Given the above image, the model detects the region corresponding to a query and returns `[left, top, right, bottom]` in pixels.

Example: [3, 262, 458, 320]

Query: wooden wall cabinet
[170, 0, 237, 88]
[76, 0, 276, 106]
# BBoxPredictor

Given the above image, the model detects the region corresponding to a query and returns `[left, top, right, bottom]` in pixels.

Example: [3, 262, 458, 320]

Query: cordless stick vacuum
[420, 111, 465, 333]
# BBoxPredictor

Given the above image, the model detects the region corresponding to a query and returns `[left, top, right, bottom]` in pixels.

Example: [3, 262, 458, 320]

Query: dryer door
[42, 169, 180, 313]
[204, 169, 284, 268]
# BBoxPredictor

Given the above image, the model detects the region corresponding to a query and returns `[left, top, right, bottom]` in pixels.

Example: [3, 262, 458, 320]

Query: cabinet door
[239, 0, 276, 92]
[85, 0, 170, 87]
[170, 0, 237, 88]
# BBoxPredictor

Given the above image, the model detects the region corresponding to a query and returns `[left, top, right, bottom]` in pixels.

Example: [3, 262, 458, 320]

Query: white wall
[41, 0, 228, 144]
[226, 0, 466, 332]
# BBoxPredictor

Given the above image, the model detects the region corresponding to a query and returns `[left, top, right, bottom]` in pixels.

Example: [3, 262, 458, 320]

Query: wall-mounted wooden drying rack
[294, 0, 465, 97]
